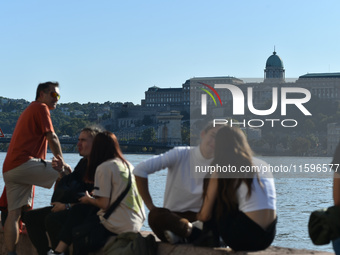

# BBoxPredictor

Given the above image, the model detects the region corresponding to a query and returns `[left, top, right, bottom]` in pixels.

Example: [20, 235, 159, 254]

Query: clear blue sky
[1, 0, 339, 104]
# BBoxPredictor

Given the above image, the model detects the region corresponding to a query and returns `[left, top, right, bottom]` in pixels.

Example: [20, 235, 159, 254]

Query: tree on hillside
[142, 128, 156, 143]
[290, 137, 311, 156]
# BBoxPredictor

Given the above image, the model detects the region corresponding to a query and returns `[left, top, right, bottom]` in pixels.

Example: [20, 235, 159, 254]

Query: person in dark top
[23, 126, 101, 255]
[331, 142, 340, 255]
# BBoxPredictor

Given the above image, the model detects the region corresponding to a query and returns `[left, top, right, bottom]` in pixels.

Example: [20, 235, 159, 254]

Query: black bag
[51, 158, 92, 204]
[308, 205, 340, 245]
[72, 217, 112, 255]
[51, 174, 86, 204]
[72, 166, 132, 255]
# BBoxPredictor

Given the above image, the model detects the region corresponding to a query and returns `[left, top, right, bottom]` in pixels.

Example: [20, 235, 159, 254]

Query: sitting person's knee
[148, 207, 171, 223]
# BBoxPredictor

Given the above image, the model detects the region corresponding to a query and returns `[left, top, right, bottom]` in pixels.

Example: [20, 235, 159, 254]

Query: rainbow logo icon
[198, 82, 223, 106]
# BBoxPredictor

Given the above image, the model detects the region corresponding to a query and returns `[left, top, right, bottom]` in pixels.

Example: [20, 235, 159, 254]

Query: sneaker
[191, 220, 203, 230]
[164, 230, 185, 244]
[47, 250, 65, 255]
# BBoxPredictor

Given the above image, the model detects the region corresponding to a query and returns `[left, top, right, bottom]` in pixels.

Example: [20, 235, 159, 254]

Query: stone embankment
[0, 225, 333, 255]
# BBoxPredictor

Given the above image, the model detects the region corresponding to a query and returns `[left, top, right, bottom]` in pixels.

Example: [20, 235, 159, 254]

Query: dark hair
[80, 125, 103, 139]
[210, 126, 255, 216]
[35, 81, 59, 100]
[85, 131, 127, 183]
[202, 120, 216, 133]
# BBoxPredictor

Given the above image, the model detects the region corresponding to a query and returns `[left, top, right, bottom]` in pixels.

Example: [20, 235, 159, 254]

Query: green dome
[266, 51, 284, 68]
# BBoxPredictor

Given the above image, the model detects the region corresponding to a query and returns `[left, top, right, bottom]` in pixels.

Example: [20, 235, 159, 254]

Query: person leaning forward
[22, 126, 101, 255]
[133, 122, 222, 242]
[2, 81, 64, 255]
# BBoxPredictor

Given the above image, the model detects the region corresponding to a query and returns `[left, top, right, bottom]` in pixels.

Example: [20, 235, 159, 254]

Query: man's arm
[197, 177, 218, 222]
[135, 176, 156, 211]
[46, 131, 63, 158]
[133, 147, 184, 211]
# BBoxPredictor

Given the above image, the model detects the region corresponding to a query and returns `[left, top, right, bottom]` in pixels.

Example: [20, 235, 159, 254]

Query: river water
[0, 152, 335, 253]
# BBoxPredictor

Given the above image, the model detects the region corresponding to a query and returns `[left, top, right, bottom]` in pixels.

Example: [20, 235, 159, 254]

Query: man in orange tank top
[2, 82, 64, 255]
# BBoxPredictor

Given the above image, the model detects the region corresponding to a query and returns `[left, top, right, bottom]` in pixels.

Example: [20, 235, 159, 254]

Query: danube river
[0, 152, 335, 253]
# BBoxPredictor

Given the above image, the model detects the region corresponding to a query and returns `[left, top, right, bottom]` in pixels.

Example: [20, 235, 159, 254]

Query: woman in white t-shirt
[50, 131, 145, 255]
[197, 126, 277, 251]
[80, 131, 145, 234]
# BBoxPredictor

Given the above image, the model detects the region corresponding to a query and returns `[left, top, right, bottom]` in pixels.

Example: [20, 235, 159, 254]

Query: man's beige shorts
[3, 158, 60, 211]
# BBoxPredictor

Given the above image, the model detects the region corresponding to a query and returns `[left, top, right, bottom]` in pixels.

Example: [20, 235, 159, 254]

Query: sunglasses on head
[50, 91, 61, 100]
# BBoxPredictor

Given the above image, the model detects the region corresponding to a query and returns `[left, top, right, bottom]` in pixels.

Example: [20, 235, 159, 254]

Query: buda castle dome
[266, 50, 284, 68]
[264, 48, 285, 82]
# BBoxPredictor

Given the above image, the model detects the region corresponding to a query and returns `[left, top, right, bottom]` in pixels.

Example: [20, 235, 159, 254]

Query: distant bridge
[0, 137, 177, 152]
[0, 137, 81, 144]
[0, 138, 11, 144]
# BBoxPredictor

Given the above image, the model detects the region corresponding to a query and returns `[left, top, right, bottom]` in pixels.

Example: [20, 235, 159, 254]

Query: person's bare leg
[4, 208, 21, 253]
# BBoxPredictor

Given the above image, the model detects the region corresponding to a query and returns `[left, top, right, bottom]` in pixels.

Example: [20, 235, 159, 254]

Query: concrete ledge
[0, 225, 333, 255]
[156, 243, 333, 255]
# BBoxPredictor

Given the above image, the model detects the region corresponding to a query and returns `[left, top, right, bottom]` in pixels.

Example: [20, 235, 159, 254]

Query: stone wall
[0, 224, 333, 255]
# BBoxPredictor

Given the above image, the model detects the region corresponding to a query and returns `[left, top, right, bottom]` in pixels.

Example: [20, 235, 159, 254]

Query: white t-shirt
[237, 158, 276, 213]
[133, 146, 213, 212]
[93, 159, 145, 234]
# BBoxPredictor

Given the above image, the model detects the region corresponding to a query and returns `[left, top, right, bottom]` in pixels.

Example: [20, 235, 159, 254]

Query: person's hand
[51, 202, 68, 212]
[52, 155, 72, 178]
[52, 155, 64, 172]
[62, 163, 72, 175]
[78, 190, 93, 204]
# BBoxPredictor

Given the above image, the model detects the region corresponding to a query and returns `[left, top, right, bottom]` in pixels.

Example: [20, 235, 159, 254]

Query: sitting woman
[49, 131, 145, 255]
[197, 126, 277, 251]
